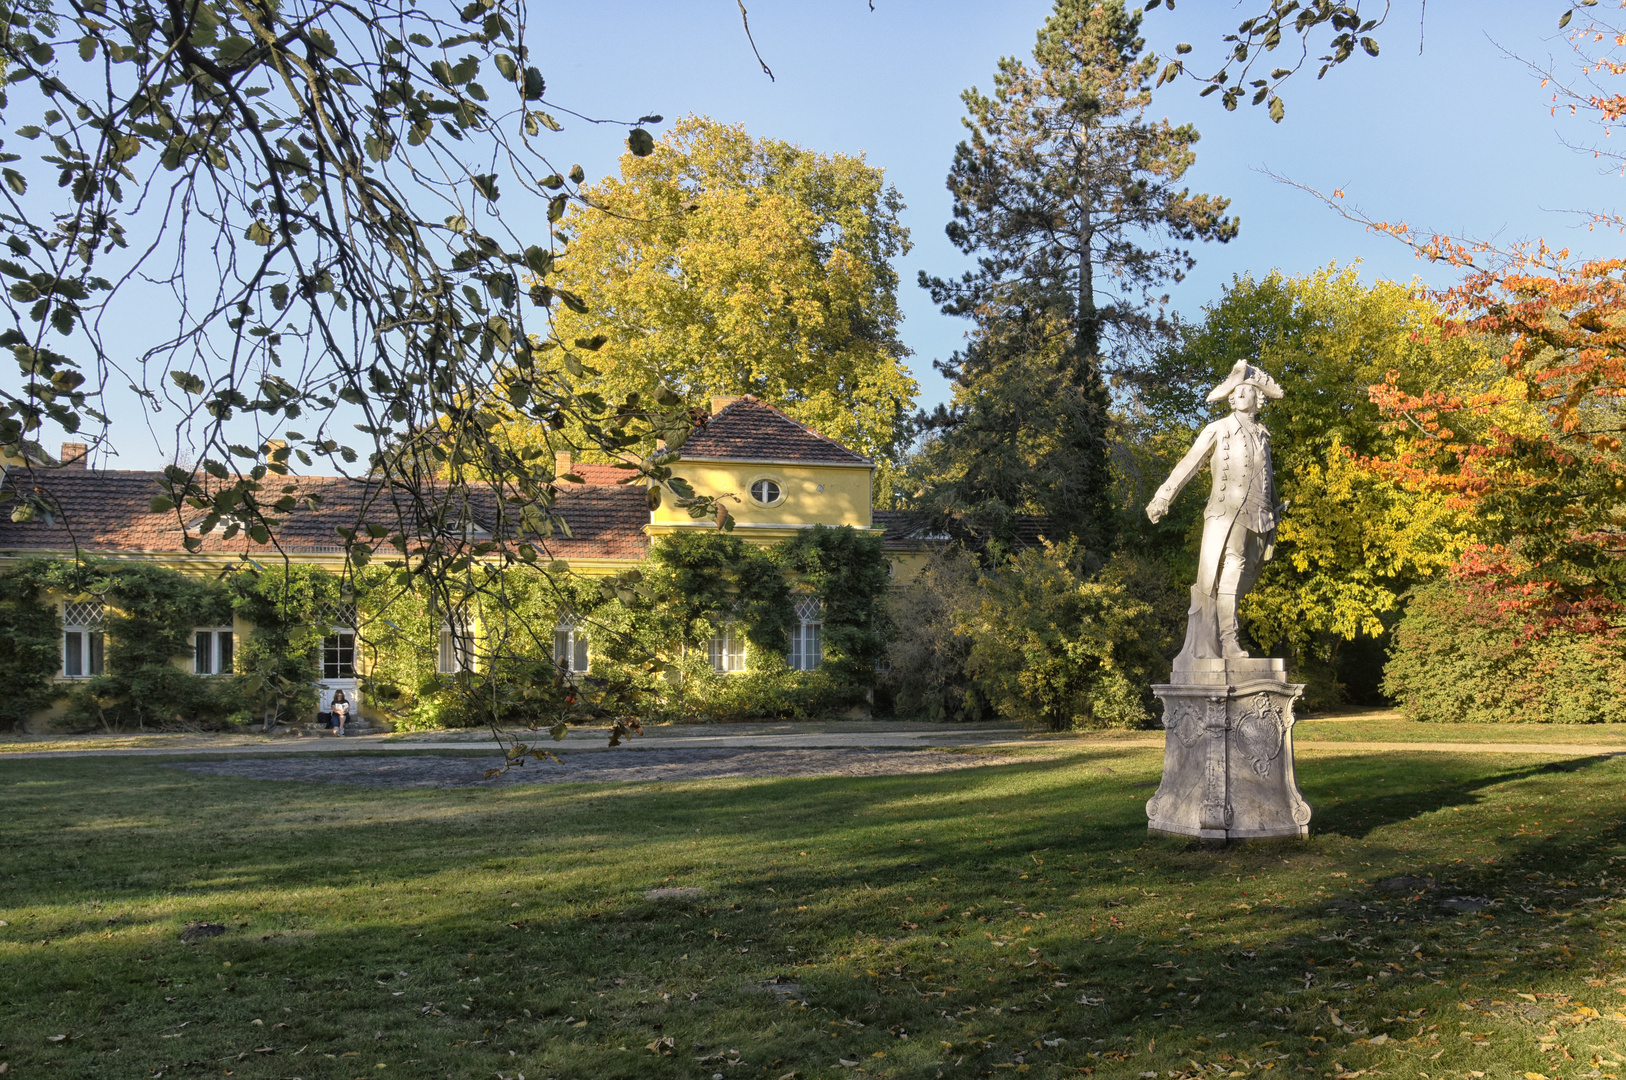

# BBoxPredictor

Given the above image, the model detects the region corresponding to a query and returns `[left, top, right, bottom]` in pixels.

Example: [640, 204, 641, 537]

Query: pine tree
[915, 0, 1237, 553]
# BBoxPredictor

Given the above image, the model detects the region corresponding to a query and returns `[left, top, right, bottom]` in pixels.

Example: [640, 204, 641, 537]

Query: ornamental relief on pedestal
[1234, 692, 1286, 777]
[1162, 698, 1205, 748]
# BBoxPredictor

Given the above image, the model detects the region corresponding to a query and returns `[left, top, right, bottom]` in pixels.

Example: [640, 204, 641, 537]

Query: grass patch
[1295, 714, 1626, 746]
[2, 747, 1624, 1078]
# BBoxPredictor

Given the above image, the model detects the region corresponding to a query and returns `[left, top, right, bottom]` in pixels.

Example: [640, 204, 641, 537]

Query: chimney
[554, 450, 571, 477]
[710, 395, 741, 415]
[60, 442, 88, 469]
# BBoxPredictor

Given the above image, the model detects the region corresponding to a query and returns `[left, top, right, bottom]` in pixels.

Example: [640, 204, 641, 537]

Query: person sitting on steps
[330, 690, 351, 736]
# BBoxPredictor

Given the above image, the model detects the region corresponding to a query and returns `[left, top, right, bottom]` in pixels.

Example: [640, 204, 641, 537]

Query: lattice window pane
[322, 602, 358, 629]
[790, 598, 823, 671]
[64, 631, 83, 677]
[554, 625, 589, 674]
[63, 600, 104, 628]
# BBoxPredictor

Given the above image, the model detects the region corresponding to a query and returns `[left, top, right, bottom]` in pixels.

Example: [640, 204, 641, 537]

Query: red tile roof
[568, 462, 641, 486]
[678, 397, 871, 466]
[0, 468, 649, 561]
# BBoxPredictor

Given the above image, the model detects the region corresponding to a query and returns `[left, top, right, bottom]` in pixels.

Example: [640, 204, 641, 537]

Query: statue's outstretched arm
[1146, 424, 1216, 523]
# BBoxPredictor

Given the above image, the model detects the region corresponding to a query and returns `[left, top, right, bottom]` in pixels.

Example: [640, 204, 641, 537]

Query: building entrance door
[319, 627, 361, 724]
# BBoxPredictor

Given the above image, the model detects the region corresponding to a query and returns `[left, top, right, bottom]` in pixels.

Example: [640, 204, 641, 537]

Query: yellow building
[0, 398, 928, 730]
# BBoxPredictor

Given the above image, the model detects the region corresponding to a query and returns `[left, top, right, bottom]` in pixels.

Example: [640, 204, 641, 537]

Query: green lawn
[3, 744, 1625, 1079]
[1294, 713, 1626, 746]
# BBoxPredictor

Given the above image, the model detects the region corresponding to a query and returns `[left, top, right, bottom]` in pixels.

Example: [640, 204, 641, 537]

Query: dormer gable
[650, 396, 875, 538]
[678, 396, 871, 467]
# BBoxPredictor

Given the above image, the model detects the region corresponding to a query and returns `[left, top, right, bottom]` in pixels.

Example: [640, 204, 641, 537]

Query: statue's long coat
[1152, 411, 1279, 599]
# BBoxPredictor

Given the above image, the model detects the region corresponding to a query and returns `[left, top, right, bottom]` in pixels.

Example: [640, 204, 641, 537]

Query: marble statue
[1145, 359, 1284, 669]
[1140, 360, 1311, 841]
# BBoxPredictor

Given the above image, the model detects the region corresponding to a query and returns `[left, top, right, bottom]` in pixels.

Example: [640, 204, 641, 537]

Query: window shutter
[64, 632, 82, 678]
[195, 631, 213, 675]
[217, 630, 233, 674]
[573, 633, 589, 674]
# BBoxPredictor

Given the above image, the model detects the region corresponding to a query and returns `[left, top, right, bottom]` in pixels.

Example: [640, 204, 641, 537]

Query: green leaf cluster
[0, 558, 72, 728]
[1384, 577, 1626, 724]
[518, 116, 917, 495]
[958, 541, 1169, 731]
[0, 0, 725, 628]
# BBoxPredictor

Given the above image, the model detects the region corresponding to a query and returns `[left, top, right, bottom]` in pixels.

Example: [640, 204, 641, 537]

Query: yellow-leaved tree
[515, 116, 917, 499]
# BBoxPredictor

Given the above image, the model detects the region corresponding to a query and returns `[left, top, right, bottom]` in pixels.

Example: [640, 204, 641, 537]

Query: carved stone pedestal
[1145, 658, 1311, 841]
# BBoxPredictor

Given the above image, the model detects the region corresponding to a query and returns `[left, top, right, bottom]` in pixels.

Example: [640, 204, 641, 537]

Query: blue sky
[43, 1, 1626, 468]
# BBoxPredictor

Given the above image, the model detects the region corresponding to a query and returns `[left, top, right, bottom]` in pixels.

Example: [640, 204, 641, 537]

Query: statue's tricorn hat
[1205, 359, 1284, 404]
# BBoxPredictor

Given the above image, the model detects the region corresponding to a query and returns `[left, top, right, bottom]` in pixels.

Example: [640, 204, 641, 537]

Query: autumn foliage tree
[1364, 259, 1626, 633]
[527, 116, 917, 492]
[1165, 4, 1626, 635]
[1125, 267, 1488, 702]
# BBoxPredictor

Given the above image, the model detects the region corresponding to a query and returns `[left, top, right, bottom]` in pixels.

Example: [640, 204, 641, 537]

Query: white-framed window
[750, 478, 783, 505]
[322, 631, 355, 679]
[62, 599, 105, 678]
[789, 597, 823, 671]
[438, 617, 475, 675]
[553, 611, 589, 674]
[193, 628, 234, 675]
[708, 624, 747, 673]
[322, 602, 357, 679]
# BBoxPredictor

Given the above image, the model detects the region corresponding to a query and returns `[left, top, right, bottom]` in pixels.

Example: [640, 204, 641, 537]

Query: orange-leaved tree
[1363, 257, 1626, 635]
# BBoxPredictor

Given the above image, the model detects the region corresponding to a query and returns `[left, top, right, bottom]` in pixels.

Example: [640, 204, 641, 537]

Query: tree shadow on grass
[1301, 751, 1621, 840]
[9, 747, 1626, 1078]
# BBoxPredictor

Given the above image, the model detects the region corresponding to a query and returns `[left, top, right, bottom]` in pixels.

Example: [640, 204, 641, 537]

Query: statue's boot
[1217, 591, 1248, 659]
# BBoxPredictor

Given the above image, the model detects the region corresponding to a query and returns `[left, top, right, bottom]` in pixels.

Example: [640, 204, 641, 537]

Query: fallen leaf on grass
[838, 1059, 860, 1068]
[1366, 1034, 1388, 1046]
[646, 1036, 675, 1055]
[46, 1035, 67, 1043]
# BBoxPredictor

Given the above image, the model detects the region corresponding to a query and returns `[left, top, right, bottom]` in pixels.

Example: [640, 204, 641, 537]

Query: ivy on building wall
[360, 563, 617, 732]
[775, 525, 894, 687]
[0, 558, 72, 728]
[228, 563, 346, 729]
[0, 524, 896, 731]
[67, 562, 238, 730]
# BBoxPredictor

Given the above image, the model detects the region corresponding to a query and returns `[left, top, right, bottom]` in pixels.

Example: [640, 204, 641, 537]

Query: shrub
[962, 540, 1167, 731]
[879, 549, 990, 722]
[1385, 578, 1626, 723]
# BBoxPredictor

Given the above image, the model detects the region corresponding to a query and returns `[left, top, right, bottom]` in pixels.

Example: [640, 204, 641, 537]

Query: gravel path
[169, 746, 1040, 789]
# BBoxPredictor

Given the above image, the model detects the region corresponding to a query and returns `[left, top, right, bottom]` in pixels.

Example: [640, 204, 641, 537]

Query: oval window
[750, 478, 782, 505]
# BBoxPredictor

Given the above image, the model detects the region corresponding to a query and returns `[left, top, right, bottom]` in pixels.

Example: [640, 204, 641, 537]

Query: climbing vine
[0, 524, 896, 731]
[227, 563, 346, 730]
[0, 558, 70, 728]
